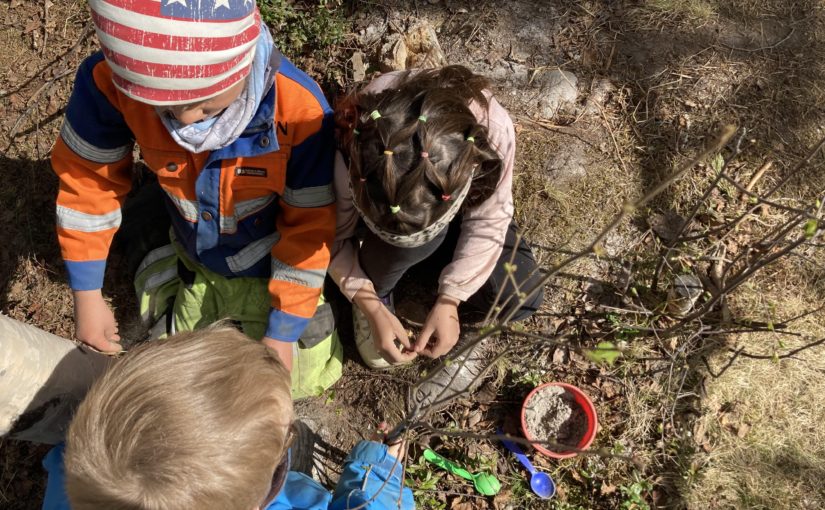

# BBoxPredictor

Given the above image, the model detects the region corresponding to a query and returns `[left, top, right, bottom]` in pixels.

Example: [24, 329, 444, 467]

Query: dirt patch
[523, 385, 587, 451]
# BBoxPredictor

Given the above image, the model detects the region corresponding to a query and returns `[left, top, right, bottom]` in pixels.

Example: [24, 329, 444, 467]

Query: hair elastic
[441, 194, 452, 201]
[370, 110, 382, 120]
[421, 151, 429, 158]
[390, 205, 401, 214]
[466, 136, 476, 143]
[418, 115, 428, 123]
[384, 150, 394, 156]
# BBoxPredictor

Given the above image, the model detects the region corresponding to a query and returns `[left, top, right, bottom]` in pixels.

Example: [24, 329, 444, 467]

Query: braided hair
[336, 65, 503, 235]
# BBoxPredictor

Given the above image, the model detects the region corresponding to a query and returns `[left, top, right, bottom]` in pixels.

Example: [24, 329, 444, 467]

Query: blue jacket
[43, 441, 414, 510]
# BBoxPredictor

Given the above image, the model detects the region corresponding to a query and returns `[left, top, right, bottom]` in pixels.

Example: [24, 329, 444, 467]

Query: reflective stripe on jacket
[51, 51, 335, 341]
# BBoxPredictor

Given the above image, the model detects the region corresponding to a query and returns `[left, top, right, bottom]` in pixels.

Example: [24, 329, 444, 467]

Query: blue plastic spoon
[500, 433, 556, 499]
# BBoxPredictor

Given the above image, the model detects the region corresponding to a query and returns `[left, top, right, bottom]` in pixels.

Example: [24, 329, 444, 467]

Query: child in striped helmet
[52, 0, 341, 398]
[330, 66, 544, 373]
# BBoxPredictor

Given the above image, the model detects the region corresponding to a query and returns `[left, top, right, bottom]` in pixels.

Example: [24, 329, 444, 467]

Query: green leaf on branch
[803, 219, 818, 239]
[585, 341, 622, 366]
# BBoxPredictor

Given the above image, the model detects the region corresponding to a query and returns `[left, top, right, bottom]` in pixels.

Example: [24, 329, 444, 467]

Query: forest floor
[2, 1, 825, 509]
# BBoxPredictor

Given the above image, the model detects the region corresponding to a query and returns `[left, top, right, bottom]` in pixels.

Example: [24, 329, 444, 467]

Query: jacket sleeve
[265, 104, 336, 342]
[328, 151, 373, 301]
[51, 53, 134, 291]
[330, 441, 415, 510]
[41, 444, 72, 510]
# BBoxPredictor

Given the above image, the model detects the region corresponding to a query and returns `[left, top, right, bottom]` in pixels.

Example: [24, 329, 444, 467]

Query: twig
[0, 22, 92, 100]
[42, 0, 50, 56]
[597, 103, 629, 175]
[741, 160, 773, 200]
[6, 69, 73, 149]
[733, 336, 825, 360]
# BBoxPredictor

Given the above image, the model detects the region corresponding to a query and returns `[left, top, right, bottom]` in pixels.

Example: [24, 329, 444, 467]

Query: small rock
[377, 21, 446, 72]
[404, 21, 447, 69]
[584, 78, 616, 115]
[551, 347, 569, 365]
[666, 274, 704, 317]
[490, 61, 529, 84]
[379, 34, 408, 71]
[350, 51, 366, 82]
[543, 139, 587, 188]
[360, 23, 383, 45]
[535, 69, 578, 119]
[648, 211, 687, 241]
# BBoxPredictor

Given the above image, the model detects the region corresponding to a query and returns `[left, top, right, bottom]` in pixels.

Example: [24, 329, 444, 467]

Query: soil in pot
[524, 385, 587, 452]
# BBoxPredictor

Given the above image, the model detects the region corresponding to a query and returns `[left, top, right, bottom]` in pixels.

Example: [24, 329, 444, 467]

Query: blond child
[41, 326, 413, 510]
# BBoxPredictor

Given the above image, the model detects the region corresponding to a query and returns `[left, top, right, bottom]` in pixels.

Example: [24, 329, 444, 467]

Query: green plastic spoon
[423, 448, 501, 496]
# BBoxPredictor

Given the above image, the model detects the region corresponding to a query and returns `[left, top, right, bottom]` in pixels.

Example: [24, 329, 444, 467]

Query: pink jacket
[329, 72, 515, 302]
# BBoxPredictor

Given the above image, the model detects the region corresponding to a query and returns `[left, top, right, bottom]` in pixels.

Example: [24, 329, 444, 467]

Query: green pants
[134, 243, 343, 400]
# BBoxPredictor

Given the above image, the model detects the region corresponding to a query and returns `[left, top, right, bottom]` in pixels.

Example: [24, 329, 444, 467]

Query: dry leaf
[24, 17, 40, 34]
[467, 410, 482, 428]
[450, 500, 474, 510]
[9, 93, 25, 110]
[492, 489, 513, 510]
[601, 483, 618, 495]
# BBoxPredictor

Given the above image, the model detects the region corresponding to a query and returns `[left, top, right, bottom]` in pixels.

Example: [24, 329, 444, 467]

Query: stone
[535, 69, 578, 119]
[490, 61, 529, 84]
[350, 51, 366, 82]
[666, 274, 704, 317]
[378, 21, 446, 72]
[584, 78, 616, 115]
[379, 33, 408, 72]
[404, 21, 448, 69]
[543, 139, 587, 188]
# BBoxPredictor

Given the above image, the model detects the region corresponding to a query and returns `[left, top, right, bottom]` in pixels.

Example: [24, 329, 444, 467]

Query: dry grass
[676, 237, 825, 509]
[686, 342, 825, 509]
[643, 0, 718, 22]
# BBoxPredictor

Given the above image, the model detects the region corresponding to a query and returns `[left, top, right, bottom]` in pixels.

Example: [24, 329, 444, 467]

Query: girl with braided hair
[330, 66, 544, 369]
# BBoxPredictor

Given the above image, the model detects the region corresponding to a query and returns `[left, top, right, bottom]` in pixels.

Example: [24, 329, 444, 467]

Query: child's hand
[374, 422, 406, 461]
[73, 290, 122, 353]
[369, 306, 417, 364]
[262, 336, 294, 372]
[354, 288, 417, 365]
[415, 295, 460, 358]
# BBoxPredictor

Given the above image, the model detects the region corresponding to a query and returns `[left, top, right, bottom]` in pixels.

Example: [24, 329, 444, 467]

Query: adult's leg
[358, 226, 450, 297]
[464, 222, 544, 322]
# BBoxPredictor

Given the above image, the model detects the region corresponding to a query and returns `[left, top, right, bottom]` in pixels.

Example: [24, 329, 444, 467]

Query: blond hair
[65, 326, 293, 510]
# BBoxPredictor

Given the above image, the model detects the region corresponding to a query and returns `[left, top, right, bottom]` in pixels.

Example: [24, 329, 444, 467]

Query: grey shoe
[353, 302, 393, 370]
[354, 293, 413, 370]
[409, 335, 490, 414]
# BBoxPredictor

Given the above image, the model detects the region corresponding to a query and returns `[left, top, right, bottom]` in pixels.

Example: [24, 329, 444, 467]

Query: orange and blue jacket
[51, 51, 335, 342]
